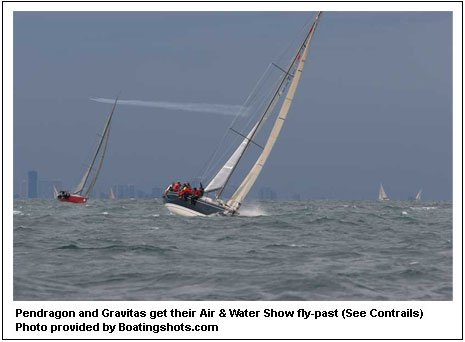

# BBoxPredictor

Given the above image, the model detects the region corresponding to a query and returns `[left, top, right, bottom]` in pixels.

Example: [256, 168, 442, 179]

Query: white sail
[227, 13, 321, 210]
[53, 185, 58, 199]
[205, 45, 296, 196]
[74, 97, 118, 195]
[415, 189, 422, 201]
[85, 122, 111, 197]
[378, 183, 389, 201]
[109, 187, 115, 200]
[205, 122, 259, 193]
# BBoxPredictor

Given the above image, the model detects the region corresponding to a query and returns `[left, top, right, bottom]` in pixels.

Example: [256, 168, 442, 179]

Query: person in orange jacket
[173, 181, 181, 192]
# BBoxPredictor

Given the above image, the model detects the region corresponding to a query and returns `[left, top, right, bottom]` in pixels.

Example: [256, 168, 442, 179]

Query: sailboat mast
[214, 15, 321, 199]
[85, 121, 112, 197]
[227, 12, 322, 210]
[74, 96, 119, 195]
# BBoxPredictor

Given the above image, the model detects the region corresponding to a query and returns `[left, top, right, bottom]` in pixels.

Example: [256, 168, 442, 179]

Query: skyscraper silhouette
[27, 170, 38, 198]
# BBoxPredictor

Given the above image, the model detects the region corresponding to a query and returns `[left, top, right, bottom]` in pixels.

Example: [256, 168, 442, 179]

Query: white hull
[164, 203, 207, 217]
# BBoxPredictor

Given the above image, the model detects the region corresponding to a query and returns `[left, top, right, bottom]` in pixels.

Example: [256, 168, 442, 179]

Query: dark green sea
[13, 199, 452, 301]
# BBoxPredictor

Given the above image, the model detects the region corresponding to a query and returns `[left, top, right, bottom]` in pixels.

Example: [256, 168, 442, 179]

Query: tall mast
[227, 12, 322, 210]
[74, 96, 118, 195]
[205, 14, 321, 198]
[85, 121, 111, 197]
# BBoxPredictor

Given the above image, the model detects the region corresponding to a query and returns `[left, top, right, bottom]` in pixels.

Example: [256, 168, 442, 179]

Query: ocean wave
[56, 244, 176, 253]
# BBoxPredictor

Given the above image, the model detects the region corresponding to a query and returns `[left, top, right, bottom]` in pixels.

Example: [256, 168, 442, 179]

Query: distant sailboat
[378, 183, 390, 201]
[57, 97, 118, 203]
[163, 12, 323, 216]
[415, 188, 422, 201]
[109, 188, 115, 200]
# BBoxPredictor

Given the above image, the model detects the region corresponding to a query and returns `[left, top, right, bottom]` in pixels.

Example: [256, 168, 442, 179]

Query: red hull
[58, 195, 87, 203]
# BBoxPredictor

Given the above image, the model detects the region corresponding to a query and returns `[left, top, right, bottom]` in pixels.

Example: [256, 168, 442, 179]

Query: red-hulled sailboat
[55, 97, 118, 203]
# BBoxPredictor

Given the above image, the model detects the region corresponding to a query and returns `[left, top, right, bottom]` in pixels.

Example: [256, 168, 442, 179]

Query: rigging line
[77, 96, 119, 194]
[217, 20, 317, 198]
[271, 63, 294, 77]
[197, 63, 274, 182]
[199, 14, 315, 185]
[272, 14, 314, 65]
[201, 71, 286, 185]
[229, 128, 264, 149]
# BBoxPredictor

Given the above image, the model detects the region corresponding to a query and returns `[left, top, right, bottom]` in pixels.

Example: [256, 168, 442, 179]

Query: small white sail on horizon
[415, 188, 422, 201]
[378, 183, 389, 201]
[109, 188, 115, 200]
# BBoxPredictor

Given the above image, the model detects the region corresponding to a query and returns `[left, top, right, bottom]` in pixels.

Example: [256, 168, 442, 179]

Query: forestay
[227, 12, 322, 210]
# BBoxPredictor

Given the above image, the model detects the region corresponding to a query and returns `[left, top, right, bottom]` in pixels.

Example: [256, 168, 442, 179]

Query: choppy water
[13, 199, 452, 300]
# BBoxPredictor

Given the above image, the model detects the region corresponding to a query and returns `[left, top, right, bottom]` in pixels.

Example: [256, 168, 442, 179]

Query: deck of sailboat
[163, 192, 231, 216]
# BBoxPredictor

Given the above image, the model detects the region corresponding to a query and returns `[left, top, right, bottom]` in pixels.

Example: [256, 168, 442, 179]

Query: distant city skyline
[17, 168, 433, 201]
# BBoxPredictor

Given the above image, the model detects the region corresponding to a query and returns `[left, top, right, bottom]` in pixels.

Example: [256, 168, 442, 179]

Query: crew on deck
[163, 181, 204, 202]
[58, 190, 70, 199]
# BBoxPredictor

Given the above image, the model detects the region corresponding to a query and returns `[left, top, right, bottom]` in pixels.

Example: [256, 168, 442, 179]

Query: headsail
[378, 183, 389, 201]
[109, 187, 115, 200]
[415, 189, 422, 201]
[227, 12, 322, 210]
[74, 96, 118, 195]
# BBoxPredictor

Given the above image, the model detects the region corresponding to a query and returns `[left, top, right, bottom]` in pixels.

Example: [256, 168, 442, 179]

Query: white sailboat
[109, 188, 115, 200]
[57, 97, 118, 203]
[163, 12, 323, 216]
[415, 188, 422, 201]
[378, 183, 390, 201]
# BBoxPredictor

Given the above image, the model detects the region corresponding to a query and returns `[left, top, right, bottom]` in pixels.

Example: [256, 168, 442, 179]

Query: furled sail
[74, 97, 118, 195]
[227, 12, 322, 210]
[415, 189, 422, 201]
[378, 183, 389, 201]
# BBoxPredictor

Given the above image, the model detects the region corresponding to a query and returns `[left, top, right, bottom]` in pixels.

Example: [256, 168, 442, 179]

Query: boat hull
[58, 195, 87, 203]
[163, 191, 231, 216]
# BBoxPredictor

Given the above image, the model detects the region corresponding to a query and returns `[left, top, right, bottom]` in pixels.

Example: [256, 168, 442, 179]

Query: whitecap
[101, 212, 109, 215]
[239, 205, 269, 216]
[13, 210, 22, 215]
[151, 214, 160, 217]
[402, 211, 408, 215]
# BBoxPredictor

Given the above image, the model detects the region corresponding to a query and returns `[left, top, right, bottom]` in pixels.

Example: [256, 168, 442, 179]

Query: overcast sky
[13, 11, 452, 200]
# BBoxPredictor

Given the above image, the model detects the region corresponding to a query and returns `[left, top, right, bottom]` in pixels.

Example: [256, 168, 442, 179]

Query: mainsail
[415, 189, 422, 201]
[109, 187, 115, 200]
[378, 183, 389, 201]
[74, 97, 118, 196]
[225, 12, 322, 210]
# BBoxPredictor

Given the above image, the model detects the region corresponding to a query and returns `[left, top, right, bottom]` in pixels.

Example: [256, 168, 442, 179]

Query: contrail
[90, 97, 247, 116]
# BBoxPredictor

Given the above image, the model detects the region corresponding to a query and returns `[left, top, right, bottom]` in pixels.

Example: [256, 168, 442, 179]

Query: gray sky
[13, 11, 452, 200]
